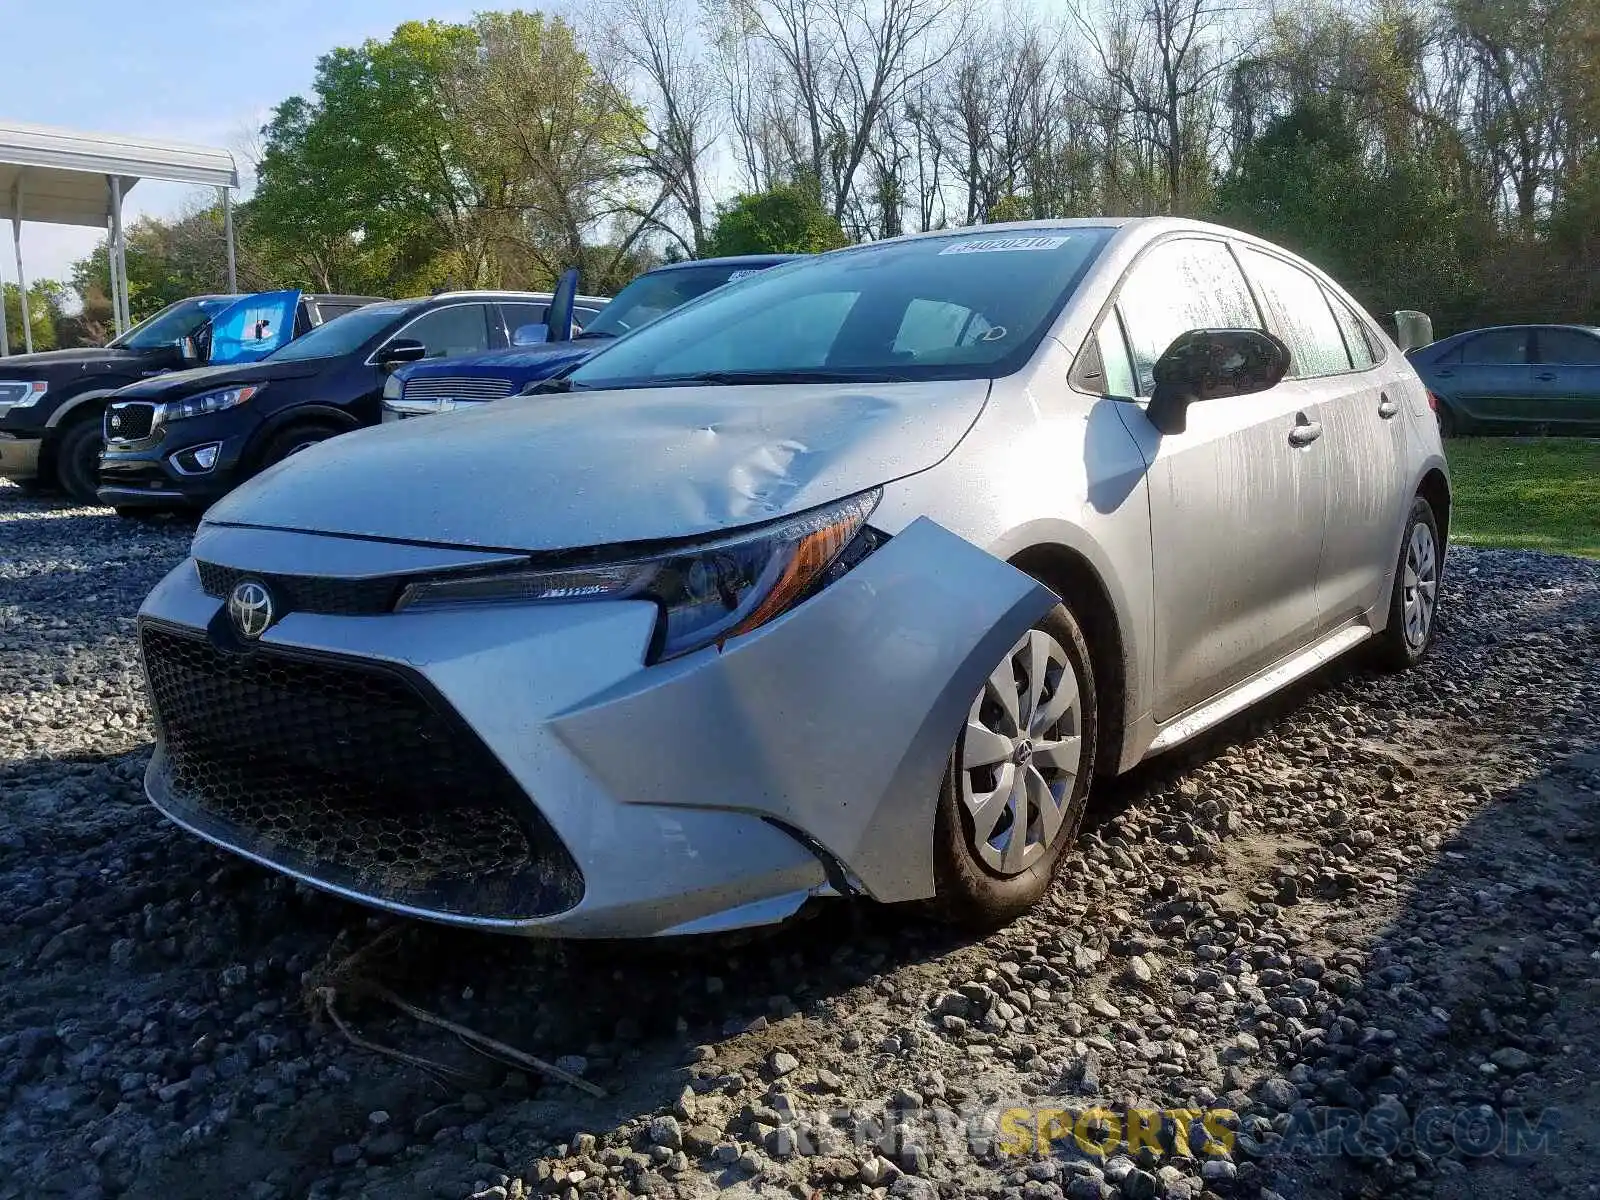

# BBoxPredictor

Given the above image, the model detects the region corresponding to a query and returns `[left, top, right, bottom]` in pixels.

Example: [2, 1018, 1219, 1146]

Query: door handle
[1288, 419, 1323, 447]
[1378, 394, 1400, 419]
[1435, 369, 1454, 377]
[1535, 371, 1557, 381]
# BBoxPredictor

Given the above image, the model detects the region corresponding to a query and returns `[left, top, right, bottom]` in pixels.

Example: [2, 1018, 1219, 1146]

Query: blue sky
[2, 0, 482, 286]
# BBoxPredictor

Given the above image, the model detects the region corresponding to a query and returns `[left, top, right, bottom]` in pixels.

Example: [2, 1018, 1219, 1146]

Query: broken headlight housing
[397, 489, 886, 662]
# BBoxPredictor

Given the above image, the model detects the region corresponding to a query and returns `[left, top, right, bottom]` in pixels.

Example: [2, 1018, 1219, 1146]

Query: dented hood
[204, 380, 990, 551]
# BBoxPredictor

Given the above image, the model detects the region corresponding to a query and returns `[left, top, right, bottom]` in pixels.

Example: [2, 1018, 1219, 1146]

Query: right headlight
[161, 384, 262, 423]
[398, 489, 888, 662]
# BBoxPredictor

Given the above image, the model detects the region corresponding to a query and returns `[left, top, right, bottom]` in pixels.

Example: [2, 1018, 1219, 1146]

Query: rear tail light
[1425, 389, 1441, 413]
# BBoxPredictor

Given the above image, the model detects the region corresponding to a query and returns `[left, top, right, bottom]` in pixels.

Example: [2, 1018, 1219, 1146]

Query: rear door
[1238, 248, 1406, 629]
[1530, 327, 1600, 432]
[1431, 328, 1535, 428]
[1112, 236, 1329, 721]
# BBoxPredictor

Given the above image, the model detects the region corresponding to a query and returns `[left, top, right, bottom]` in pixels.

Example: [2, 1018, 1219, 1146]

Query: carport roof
[0, 119, 239, 227]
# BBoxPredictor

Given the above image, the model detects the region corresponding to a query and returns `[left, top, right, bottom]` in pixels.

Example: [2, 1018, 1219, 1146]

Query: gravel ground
[2, 478, 1597, 1200]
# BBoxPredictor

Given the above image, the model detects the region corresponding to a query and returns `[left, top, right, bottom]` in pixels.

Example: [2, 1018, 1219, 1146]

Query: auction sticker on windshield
[939, 235, 1072, 254]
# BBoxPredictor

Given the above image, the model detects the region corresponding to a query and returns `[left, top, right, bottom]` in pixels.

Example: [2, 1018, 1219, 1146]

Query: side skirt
[1142, 620, 1372, 758]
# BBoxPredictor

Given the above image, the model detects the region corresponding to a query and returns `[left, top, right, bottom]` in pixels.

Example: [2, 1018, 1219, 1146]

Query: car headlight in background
[0, 381, 48, 413]
[382, 373, 403, 401]
[161, 384, 262, 423]
[398, 489, 887, 662]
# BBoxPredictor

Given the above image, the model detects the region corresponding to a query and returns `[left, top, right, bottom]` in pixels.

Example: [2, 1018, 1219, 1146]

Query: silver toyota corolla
[135, 218, 1449, 937]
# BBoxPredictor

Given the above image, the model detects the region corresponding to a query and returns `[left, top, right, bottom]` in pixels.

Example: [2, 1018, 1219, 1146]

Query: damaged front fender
[549, 517, 1057, 903]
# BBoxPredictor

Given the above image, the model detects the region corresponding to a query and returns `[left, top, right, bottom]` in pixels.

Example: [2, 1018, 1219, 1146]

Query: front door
[1530, 327, 1600, 433]
[1435, 327, 1535, 428]
[1109, 236, 1329, 722]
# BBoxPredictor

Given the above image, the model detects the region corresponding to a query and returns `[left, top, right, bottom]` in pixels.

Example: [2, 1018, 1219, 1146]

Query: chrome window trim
[361, 301, 494, 367]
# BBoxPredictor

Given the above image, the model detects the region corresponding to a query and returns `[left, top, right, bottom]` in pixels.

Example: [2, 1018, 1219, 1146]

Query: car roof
[305, 294, 389, 305]
[648, 254, 804, 272]
[421, 289, 612, 303]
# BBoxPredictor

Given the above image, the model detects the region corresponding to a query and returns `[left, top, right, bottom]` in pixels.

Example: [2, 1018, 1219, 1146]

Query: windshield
[583, 262, 782, 338]
[566, 229, 1113, 390]
[110, 296, 236, 351]
[265, 302, 409, 362]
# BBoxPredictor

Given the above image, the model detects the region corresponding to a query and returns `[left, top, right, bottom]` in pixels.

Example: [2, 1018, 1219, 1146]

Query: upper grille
[196, 561, 401, 616]
[139, 622, 583, 921]
[105, 402, 156, 441]
[402, 376, 515, 402]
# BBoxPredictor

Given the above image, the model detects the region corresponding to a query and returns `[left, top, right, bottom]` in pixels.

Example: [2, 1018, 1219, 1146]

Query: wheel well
[1418, 468, 1451, 547]
[1008, 544, 1126, 780]
[247, 410, 357, 471]
[40, 402, 106, 481]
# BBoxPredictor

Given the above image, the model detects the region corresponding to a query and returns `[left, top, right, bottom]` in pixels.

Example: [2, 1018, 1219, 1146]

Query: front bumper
[135, 519, 1054, 937]
[0, 433, 42, 481]
[99, 411, 249, 508]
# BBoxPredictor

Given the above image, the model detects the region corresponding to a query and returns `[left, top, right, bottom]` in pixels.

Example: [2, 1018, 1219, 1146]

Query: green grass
[1445, 437, 1599, 559]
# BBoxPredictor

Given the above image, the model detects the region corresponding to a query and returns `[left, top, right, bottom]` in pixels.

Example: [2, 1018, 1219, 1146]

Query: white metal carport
[0, 120, 240, 355]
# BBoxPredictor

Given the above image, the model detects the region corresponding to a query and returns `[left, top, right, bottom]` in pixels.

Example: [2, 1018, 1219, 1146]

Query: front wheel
[1371, 496, 1442, 671]
[256, 422, 343, 472]
[54, 416, 105, 506]
[930, 603, 1097, 931]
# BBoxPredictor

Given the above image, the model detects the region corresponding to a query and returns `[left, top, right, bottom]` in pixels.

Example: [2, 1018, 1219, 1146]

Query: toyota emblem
[227, 580, 274, 640]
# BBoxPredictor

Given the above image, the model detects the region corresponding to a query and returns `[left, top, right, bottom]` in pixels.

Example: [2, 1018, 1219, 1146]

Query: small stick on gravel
[315, 987, 477, 1091]
[371, 983, 606, 1098]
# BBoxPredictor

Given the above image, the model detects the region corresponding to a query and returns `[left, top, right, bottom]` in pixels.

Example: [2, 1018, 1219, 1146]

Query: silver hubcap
[1402, 521, 1438, 650]
[960, 628, 1084, 876]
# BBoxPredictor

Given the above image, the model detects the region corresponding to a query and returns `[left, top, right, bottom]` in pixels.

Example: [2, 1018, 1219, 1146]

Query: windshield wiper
[574, 330, 616, 340]
[524, 376, 584, 395]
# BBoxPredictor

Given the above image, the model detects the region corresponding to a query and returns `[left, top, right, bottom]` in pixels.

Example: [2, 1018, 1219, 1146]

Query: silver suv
[134, 218, 1448, 938]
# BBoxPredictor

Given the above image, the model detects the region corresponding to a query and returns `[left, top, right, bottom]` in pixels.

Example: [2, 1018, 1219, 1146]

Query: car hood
[0, 346, 150, 382]
[112, 358, 321, 400]
[206, 379, 991, 551]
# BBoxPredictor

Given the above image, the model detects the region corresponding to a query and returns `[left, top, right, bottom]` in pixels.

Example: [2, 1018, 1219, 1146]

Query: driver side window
[1116, 239, 1262, 397]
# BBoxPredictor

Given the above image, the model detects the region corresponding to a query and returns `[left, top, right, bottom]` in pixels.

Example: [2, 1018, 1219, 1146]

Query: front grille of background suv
[401, 376, 515, 402]
[104, 402, 158, 443]
[138, 622, 584, 921]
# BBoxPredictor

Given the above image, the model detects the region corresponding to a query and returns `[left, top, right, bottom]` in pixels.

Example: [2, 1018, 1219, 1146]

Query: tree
[704, 181, 850, 253]
[3, 281, 63, 352]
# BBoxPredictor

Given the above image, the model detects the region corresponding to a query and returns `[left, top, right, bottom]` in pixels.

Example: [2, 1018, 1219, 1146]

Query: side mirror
[1146, 328, 1291, 435]
[512, 323, 550, 346]
[178, 336, 201, 366]
[377, 337, 427, 368]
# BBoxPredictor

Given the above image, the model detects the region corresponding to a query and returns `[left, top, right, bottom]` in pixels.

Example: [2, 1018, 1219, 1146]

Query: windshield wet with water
[110, 297, 236, 351]
[565, 229, 1113, 390]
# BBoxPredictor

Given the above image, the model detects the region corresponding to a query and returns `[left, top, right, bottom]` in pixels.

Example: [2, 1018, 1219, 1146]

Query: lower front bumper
[135, 518, 1055, 936]
[0, 434, 42, 481]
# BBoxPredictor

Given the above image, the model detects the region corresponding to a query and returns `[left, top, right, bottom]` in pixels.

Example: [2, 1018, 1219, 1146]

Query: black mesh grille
[196, 562, 401, 616]
[105, 403, 156, 441]
[139, 622, 583, 920]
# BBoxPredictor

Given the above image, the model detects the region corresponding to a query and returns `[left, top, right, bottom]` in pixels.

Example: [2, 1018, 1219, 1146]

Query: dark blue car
[382, 254, 801, 422]
[1405, 323, 1600, 436]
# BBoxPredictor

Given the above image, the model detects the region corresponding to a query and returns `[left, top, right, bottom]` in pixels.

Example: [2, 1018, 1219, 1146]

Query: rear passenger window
[1116, 239, 1261, 396]
[1326, 289, 1378, 369]
[1457, 328, 1529, 365]
[1239, 248, 1351, 378]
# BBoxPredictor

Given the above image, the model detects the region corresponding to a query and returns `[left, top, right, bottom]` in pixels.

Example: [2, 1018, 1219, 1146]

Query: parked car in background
[0, 291, 380, 502]
[97, 291, 553, 514]
[382, 255, 798, 421]
[133, 219, 1449, 939]
[1406, 323, 1600, 435]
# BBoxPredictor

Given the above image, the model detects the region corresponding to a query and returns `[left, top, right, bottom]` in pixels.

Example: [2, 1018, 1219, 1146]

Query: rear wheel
[930, 603, 1097, 931]
[53, 415, 105, 506]
[1371, 496, 1442, 671]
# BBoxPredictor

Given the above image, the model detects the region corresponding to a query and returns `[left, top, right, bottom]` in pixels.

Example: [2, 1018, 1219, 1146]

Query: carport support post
[10, 179, 30, 354]
[221, 186, 236, 293]
[0, 236, 9, 357]
[110, 176, 130, 333]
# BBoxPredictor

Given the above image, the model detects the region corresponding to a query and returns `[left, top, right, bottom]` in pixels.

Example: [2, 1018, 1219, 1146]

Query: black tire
[1371, 496, 1443, 672]
[256, 422, 342, 471]
[930, 602, 1098, 931]
[53, 415, 105, 506]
